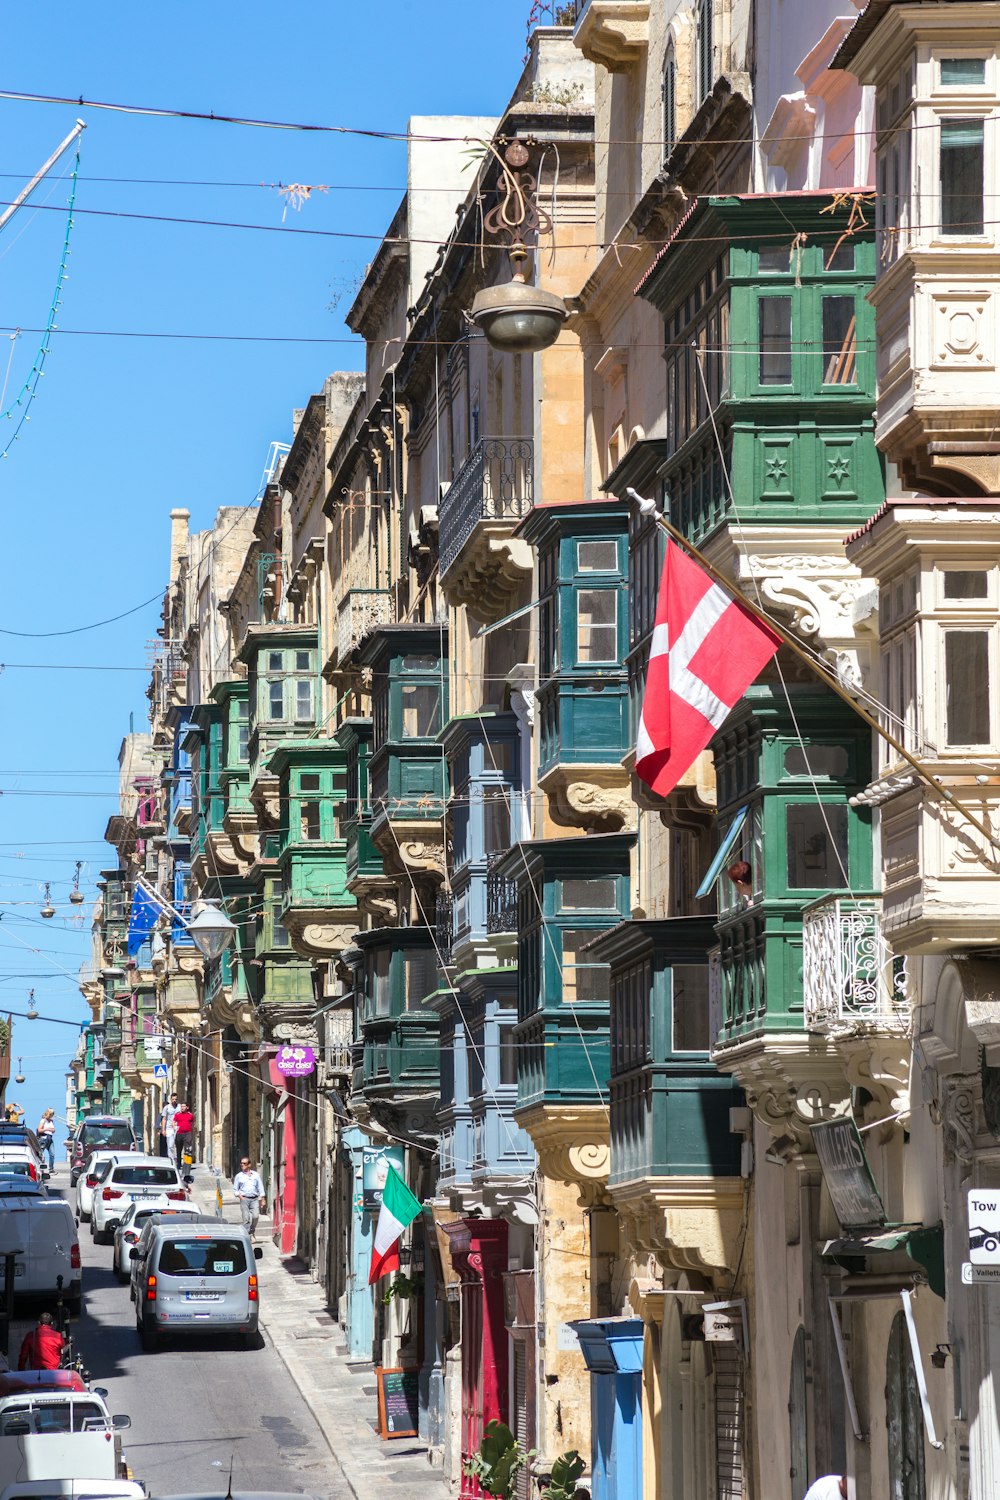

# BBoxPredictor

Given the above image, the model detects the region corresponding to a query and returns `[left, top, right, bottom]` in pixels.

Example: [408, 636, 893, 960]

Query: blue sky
[0, 0, 530, 1125]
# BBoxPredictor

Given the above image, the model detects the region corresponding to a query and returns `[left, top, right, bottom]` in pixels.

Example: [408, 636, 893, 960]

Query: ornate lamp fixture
[469, 141, 568, 354]
[69, 861, 84, 906]
[40, 884, 55, 919]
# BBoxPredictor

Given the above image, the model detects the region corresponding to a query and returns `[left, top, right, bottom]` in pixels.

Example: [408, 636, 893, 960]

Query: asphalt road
[45, 1166, 352, 1500]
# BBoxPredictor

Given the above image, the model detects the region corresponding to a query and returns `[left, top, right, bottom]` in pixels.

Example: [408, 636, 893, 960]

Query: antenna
[225, 1450, 235, 1500]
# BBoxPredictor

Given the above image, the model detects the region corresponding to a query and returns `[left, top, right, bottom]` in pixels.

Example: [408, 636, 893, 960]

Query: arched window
[696, 0, 714, 105]
[662, 44, 677, 162]
[789, 1326, 809, 1500]
[886, 1310, 926, 1500]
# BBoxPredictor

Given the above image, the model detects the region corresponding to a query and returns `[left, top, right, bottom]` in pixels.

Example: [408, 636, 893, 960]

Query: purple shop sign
[275, 1044, 317, 1078]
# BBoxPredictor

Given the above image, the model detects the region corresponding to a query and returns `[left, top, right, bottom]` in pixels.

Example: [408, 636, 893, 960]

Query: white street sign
[967, 1189, 1000, 1264]
[962, 1263, 1000, 1284]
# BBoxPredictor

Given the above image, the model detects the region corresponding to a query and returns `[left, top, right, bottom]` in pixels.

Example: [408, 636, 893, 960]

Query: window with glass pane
[562, 878, 616, 910]
[822, 297, 857, 384]
[268, 652, 283, 672]
[940, 119, 984, 234]
[405, 950, 437, 1009]
[295, 651, 311, 672]
[945, 630, 990, 744]
[484, 789, 511, 854]
[400, 684, 441, 738]
[562, 930, 610, 1003]
[295, 679, 314, 723]
[672, 964, 710, 1053]
[786, 804, 849, 888]
[299, 801, 322, 840]
[943, 570, 988, 600]
[758, 245, 790, 274]
[577, 590, 618, 662]
[272, 911, 290, 948]
[373, 949, 392, 1016]
[941, 58, 986, 86]
[267, 680, 284, 721]
[759, 297, 792, 384]
[578, 540, 619, 573]
[825, 242, 855, 272]
[662, 52, 676, 161]
[498, 1026, 518, 1086]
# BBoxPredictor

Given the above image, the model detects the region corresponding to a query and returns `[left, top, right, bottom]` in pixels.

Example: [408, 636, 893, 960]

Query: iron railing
[802, 896, 908, 1033]
[436, 891, 454, 966]
[439, 438, 534, 579]
[486, 852, 518, 936]
[337, 588, 394, 664]
[324, 1008, 354, 1076]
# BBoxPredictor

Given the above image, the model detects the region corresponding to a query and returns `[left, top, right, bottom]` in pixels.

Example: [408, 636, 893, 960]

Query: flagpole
[624, 488, 1000, 853]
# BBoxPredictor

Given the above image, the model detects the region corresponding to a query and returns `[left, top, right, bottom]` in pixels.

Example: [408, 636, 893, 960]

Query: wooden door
[886, 1310, 925, 1500]
[788, 1325, 810, 1500]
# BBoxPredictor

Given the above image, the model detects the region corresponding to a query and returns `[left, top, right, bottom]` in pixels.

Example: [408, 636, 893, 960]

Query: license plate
[13, 1264, 23, 1278]
[186, 1292, 220, 1302]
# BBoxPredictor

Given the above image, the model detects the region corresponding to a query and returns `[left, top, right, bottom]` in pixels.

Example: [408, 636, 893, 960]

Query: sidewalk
[188, 1166, 449, 1500]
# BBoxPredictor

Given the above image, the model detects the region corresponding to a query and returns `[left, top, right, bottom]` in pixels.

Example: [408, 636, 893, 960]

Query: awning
[822, 1224, 944, 1298]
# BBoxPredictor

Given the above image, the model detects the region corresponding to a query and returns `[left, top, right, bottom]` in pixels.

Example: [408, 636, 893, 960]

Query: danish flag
[635, 539, 781, 798]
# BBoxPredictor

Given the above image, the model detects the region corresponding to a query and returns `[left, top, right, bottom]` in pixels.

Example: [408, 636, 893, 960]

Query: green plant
[381, 1271, 423, 1307]
[463, 1419, 531, 1499]
[545, 1450, 586, 1500]
[0, 1020, 10, 1055]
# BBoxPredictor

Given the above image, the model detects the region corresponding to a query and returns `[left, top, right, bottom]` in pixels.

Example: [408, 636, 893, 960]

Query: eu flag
[127, 883, 166, 956]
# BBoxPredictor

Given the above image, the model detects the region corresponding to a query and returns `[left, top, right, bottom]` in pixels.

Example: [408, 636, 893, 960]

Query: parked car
[112, 1203, 204, 1282]
[0, 1127, 44, 1177]
[0, 1194, 81, 1312]
[0, 1483, 145, 1500]
[131, 1221, 262, 1349]
[91, 1158, 188, 1245]
[0, 1390, 130, 1485]
[67, 1118, 136, 1187]
[0, 1373, 87, 1398]
[0, 1166, 44, 1195]
[76, 1151, 149, 1223]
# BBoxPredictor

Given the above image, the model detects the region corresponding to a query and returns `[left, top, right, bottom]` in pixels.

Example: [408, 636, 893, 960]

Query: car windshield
[113, 1167, 178, 1186]
[80, 1124, 133, 1149]
[0, 1401, 107, 1434]
[0, 1163, 32, 1176]
[158, 1239, 248, 1276]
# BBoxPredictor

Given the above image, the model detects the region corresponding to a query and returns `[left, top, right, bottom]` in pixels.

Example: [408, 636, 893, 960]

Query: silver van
[131, 1221, 262, 1350]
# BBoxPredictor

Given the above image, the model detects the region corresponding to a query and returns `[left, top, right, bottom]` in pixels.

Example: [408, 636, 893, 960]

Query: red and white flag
[635, 539, 781, 798]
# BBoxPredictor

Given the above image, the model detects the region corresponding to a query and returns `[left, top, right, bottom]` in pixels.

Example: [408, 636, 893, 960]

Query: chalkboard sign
[376, 1365, 420, 1440]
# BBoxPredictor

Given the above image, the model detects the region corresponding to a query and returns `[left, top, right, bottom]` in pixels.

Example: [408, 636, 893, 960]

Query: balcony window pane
[578, 590, 618, 663]
[299, 801, 322, 841]
[405, 951, 437, 1009]
[783, 745, 849, 778]
[759, 297, 792, 384]
[402, 656, 437, 673]
[484, 791, 511, 854]
[237, 725, 249, 762]
[401, 684, 441, 738]
[578, 541, 619, 573]
[825, 242, 854, 272]
[941, 119, 984, 235]
[758, 245, 790, 274]
[562, 878, 616, 910]
[294, 679, 314, 723]
[295, 651, 312, 671]
[945, 630, 990, 744]
[300, 773, 321, 791]
[267, 680, 284, 721]
[499, 1026, 518, 1087]
[822, 296, 857, 384]
[943, 570, 988, 600]
[672, 964, 710, 1053]
[374, 949, 391, 1016]
[941, 58, 985, 86]
[786, 804, 849, 889]
[562, 930, 610, 1004]
[272, 913, 290, 948]
[268, 652, 283, 672]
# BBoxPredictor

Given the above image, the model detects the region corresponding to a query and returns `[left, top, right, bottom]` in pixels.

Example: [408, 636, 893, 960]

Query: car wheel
[79, 1208, 90, 1223]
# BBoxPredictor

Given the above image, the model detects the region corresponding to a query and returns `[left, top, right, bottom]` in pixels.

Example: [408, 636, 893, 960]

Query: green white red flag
[368, 1166, 422, 1284]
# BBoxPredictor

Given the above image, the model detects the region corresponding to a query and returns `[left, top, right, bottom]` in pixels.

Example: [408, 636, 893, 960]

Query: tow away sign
[964, 1189, 1000, 1283]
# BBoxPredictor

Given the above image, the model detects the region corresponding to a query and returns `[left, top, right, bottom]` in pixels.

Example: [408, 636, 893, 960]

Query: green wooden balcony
[353, 926, 441, 1107]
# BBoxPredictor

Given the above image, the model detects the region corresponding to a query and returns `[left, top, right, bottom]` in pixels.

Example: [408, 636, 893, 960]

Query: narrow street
[45, 1169, 352, 1499]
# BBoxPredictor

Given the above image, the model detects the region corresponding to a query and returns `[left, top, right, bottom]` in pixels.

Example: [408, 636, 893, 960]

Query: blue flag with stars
[127, 883, 165, 956]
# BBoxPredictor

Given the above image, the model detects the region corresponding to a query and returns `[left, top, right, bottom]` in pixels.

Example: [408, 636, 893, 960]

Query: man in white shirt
[804, 1478, 847, 1500]
[233, 1156, 266, 1237]
[159, 1093, 179, 1161]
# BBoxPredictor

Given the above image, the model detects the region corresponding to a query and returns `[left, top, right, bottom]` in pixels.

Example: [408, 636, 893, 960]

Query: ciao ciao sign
[275, 1044, 317, 1078]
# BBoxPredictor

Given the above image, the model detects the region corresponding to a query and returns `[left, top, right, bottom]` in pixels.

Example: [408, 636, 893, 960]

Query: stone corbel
[731, 1042, 852, 1158]
[521, 1105, 610, 1208]
[251, 773, 282, 829]
[539, 764, 637, 833]
[284, 915, 359, 962]
[575, 0, 650, 72]
[839, 1035, 911, 1141]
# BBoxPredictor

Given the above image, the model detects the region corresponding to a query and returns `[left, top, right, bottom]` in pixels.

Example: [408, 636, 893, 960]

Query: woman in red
[173, 1102, 194, 1172]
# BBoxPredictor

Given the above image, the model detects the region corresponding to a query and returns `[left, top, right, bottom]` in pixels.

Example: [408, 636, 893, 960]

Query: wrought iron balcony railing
[439, 438, 533, 580]
[337, 588, 394, 664]
[486, 852, 518, 936]
[435, 891, 454, 966]
[802, 896, 908, 1034]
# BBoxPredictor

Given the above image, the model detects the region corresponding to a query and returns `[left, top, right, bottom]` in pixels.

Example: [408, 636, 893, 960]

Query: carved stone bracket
[539, 764, 637, 834]
[575, 0, 650, 71]
[838, 1034, 911, 1141]
[717, 1036, 851, 1158]
[612, 1177, 745, 1274]
[519, 1104, 610, 1207]
[282, 909, 359, 961]
[373, 820, 447, 884]
[441, 532, 532, 625]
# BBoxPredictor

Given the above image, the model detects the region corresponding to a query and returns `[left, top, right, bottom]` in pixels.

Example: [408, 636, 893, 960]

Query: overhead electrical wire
[0, 589, 161, 636]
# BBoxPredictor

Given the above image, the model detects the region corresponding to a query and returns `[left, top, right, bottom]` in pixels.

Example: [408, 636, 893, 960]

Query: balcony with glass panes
[214, 679, 253, 839]
[166, 716, 194, 845]
[353, 926, 441, 1110]
[184, 704, 227, 882]
[269, 740, 358, 959]
[99, 871, 129, 964]
[336, 718, 385, 890]
[443, 712, 521, 969]
[360, 625, 449, 868]
[709, 685, 872, 1057]
[638, 194, 883, 548]
[251, 872, 314, 1012]
[493, 834, 633, 1114]
[239, 626, 320, 790]
[520, 505, 631, 832]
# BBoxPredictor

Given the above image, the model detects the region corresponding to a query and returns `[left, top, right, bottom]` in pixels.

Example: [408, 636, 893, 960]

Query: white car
[91, 1158, 188, 1244]
[0, 1484, 146, 1500]
[75, 1152, 128, 1222]
[112, 1202, 203, 1282]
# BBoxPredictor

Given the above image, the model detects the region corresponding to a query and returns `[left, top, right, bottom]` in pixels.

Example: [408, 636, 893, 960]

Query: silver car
[131, 1222, 262, 1350]
[112, 1202, 204, 1282]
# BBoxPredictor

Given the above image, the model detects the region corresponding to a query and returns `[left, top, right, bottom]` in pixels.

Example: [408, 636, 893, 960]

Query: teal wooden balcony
[493, 832, 633, 1112]
[590, 917, 743, 1187]
[353, 927, 441, 1111]
[269, 741, 358, 959]
[336, 719, 385, 889]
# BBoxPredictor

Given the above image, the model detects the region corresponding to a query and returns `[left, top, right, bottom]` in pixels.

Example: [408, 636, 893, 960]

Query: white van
[0, 1195, 81, 1313]
[131, 1222, 262, 1349]
[0, 1391, 130, 1487]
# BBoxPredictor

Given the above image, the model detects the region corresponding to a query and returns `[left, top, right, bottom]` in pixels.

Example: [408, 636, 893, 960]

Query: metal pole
[828, 1295, 865, 1442]
[0, 121, 86, 237]
[624, 488, 1000, 853]
[900, 1289, 944, 1449]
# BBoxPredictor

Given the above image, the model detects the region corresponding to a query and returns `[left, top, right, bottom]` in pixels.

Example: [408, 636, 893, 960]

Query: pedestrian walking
[159, 1092, 180, 1161]
[233, 1156, 266, 1238]
[36, 1108, 56, 1173]
[804, 1478, 848, 1500]
[18, 1312, 64, 1371]
[173, 1101, 194, 1174]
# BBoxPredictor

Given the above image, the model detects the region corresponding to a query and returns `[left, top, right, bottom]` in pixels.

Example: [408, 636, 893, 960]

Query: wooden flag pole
[624, 488, 1000, 854]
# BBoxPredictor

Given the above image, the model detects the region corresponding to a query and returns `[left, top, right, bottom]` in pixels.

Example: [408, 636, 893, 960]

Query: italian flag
[369, 1167, 423, 1285]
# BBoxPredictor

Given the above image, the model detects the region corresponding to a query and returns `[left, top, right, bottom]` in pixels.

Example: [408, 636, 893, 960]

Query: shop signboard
[811, 1118, 887, 1231]
[363, 1144, 405, 1208]
[275, 1044, 317, 1078]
